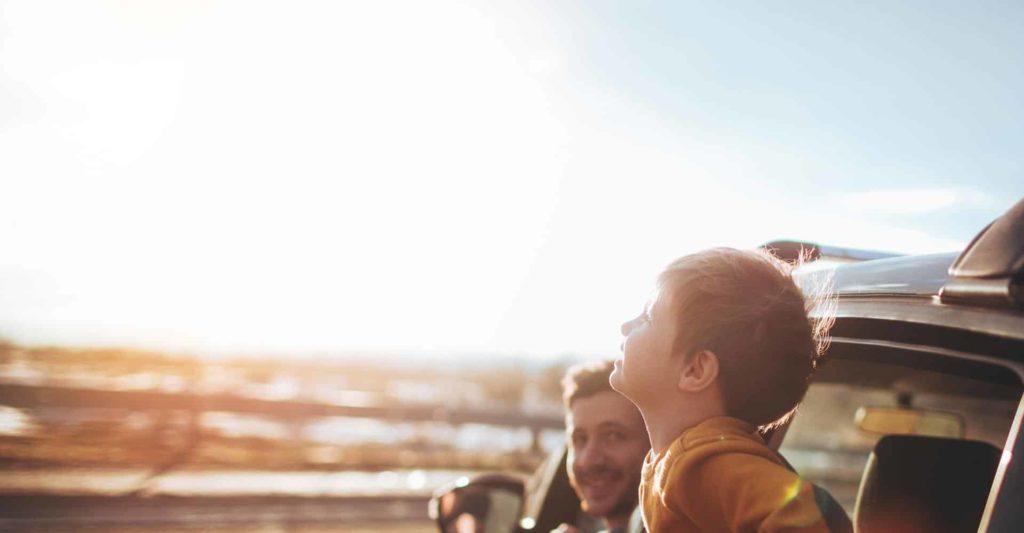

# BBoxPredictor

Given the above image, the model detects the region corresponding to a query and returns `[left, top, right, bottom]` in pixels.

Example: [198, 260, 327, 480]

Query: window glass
[780, 362, 1021, 510]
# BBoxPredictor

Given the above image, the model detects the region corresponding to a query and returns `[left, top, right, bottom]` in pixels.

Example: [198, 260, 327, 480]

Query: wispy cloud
[840, 187, 996, 215]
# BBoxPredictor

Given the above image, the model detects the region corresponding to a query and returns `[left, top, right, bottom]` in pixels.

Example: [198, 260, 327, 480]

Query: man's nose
[577, 442, 605, 469]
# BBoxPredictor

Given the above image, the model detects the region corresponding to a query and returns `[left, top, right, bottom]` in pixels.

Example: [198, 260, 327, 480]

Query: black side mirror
[429, 473, 526, 533]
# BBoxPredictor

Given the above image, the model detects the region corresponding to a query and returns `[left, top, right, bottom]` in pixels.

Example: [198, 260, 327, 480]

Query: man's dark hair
[561, 359, 616, 409]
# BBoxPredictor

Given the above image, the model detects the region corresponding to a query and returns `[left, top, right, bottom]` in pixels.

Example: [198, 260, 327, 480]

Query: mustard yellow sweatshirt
[640, 416, 829, 533]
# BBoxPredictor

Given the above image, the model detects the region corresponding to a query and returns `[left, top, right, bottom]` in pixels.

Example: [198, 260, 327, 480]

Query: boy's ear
[677, 350, 720, 393]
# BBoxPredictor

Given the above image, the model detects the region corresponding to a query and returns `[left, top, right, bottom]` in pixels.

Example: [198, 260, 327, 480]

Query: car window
[780, 360, 1022, 510]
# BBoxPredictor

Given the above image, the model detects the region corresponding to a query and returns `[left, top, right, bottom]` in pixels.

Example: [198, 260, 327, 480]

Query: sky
[1, 0, 1022, 359]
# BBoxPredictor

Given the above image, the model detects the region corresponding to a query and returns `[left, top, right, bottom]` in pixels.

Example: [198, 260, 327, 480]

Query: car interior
[780, 357, 1022, 533]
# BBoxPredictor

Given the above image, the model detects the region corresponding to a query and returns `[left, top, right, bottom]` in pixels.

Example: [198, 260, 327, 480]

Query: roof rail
[940, 197, 1024, 308]
[761, 240, 901, 264]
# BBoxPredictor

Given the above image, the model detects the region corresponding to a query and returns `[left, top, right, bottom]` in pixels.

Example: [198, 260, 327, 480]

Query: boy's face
[610, 287, 681, 407]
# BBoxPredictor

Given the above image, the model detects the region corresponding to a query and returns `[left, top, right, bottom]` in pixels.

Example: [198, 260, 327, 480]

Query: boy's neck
[641, 399, 727, 454]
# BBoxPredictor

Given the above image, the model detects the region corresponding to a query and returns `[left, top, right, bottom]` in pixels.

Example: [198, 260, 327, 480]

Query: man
[555, 359, 650, 533]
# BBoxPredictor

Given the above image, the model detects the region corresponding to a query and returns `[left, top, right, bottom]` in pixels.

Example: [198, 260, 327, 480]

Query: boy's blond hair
[658, 247, 831, 428]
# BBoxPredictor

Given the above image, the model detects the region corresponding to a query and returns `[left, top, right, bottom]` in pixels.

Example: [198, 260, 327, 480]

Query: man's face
[611, 287, 681, 408]
[566, 390, 650, 525]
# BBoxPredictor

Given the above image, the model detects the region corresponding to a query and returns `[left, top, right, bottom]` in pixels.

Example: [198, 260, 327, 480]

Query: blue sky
[0, 1, 1021, 358]
[532, 0, 1023, 238]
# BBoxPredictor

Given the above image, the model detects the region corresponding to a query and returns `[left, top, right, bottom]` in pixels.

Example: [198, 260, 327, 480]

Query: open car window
[780, 359, 1022, 510]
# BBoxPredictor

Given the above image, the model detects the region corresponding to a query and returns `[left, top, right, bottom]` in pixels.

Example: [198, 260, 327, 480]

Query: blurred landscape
[4, 2, 1021, 530]
[0, 339, 577, 530]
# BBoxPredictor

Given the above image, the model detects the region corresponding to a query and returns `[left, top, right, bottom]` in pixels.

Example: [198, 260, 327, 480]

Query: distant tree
[475, 363, 529, 406]
[537, 358, 576, 404]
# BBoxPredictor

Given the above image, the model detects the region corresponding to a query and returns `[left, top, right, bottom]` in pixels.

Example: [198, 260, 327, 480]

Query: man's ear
[677, 350, 719, 393]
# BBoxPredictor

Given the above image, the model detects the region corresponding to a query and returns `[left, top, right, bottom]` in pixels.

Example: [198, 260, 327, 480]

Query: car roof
[790, 197, 1024, 376]
[795, 251, 1024, 345]
[811, 252, 957, 298]
[789, 195, 1024, 303]
[792, 197, 1024, 343]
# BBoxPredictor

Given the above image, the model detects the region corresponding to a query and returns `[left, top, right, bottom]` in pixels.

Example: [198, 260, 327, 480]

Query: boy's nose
[621, 316, 638, 336]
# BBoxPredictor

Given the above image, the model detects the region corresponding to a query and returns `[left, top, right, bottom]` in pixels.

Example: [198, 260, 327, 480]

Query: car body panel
[791, 215, 1024, 533]
[816, 252, 956, 297]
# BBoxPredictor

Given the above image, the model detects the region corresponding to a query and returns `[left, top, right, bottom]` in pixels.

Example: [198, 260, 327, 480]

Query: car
[430, 196, 1024, 533]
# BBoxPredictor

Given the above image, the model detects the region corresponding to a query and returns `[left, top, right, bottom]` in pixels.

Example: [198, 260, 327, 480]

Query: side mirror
[429, 473, 526, 533]
[855, 406, 964, 438]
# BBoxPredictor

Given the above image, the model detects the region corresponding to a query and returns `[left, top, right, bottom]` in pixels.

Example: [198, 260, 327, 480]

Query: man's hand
[549, 523, 580, 533]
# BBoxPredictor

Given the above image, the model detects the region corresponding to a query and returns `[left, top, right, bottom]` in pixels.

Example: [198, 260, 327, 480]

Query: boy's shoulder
[678, 416, 765, 451]
[655, 416, 785, 486]
[648, 417, 832, 532]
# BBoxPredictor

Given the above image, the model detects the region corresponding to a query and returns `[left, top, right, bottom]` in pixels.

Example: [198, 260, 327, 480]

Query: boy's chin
[608, 364, 626, 393]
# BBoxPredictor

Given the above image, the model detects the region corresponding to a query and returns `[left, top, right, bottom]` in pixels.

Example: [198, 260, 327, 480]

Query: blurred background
[1, 0, 1023, 530]
[0, 340, 568, 531]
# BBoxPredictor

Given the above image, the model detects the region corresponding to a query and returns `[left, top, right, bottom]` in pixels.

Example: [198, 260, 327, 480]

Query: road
[0, 494, 435, 532]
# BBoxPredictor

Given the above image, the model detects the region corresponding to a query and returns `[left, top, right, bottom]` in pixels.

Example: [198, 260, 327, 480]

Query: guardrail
[0, 382, 564, 433]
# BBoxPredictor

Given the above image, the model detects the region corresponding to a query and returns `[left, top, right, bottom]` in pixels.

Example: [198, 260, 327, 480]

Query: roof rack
[940, 197, 1024, 309]
[761, 240, 901, 264]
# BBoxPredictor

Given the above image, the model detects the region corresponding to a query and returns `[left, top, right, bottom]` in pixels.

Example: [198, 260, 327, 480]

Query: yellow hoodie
[640, 416, 829, 533]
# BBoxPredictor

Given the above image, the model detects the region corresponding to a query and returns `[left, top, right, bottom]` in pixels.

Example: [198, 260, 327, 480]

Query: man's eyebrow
[595, 421, 629, 431]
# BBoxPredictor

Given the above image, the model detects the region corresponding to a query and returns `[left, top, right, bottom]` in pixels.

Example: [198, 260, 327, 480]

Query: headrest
[854, 435, 1001, 533]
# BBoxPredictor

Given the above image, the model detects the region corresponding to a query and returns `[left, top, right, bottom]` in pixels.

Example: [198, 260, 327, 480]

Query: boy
[610, 247, 835, 532]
